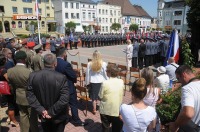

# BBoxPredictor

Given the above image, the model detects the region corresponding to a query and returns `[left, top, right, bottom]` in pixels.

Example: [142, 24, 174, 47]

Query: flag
[35, 0, 39, 19]
[164, 30, 175, 66]
[69, 32, 74, 41]
[173, 30, 179, 62]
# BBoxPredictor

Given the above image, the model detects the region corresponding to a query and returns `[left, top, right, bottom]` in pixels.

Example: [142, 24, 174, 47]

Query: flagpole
[36, 0, 41, 44]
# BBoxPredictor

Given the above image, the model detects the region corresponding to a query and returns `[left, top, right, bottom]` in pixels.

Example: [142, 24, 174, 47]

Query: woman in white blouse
[123, 39, 133, 70]
[85, 50, 108, 114]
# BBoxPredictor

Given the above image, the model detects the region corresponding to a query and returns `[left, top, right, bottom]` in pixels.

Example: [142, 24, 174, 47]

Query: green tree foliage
[182, 37, 194, 67]
[110, 23, 121, 32]
[65, 21, 76, 31]
[186, 0, 200, 63]
[28, 21, 38, 32]
[129, 24, 138, 32]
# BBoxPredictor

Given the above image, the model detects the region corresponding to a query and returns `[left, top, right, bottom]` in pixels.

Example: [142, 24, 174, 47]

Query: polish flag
[173, 30, 179, 62]
[35, 0, 39, 19]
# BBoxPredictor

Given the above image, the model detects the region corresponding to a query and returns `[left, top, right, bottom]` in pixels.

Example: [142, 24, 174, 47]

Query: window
[46, 6, 50, 10]
[38, 0, 41, 3]
[71, 13, 74, 19]
[114, 18, 116, 23]
[23, 8, 32, 14]
[110, 18, 112, 23]
[92, 13, 95, 18]
[11, 21, 16, 28]
[47, 13, 50, 17]
[106, 18, 108, 23]
[89, 5, 90, 8]
[114, 10, 116, 16]
[88, 12, 91, 20]
[102, 18, 104, 23]
[110, 10, 112, 15]
[41, 21, 45, 27]
[99, 18, 101, 23]
[93, 6, 95, 8]
[45, 0, 49, 3]
[83, 4, 85, 8]
[106, 10, 108, 15]
[12, 7, 17, 13]
[71, 2, 73, 8]
[118, 11, 120, 16]
[99, 9, 101, 14]
[18, 21, 22, 28]
[39, 8, 42, 14]
[102, 26, 104, 32]
[65, 13, 68, 19]
[22, 0, 32, 2]
[106, 26, 108, 32]
[174, 20, 181, 25]
[11, 0, 16, 1]
[174, 11, 182, 16]
[83, 12, 86, 20]
[76, 3, 79, 9]
[65, 2, 68, 8]
[76, 13, 79, 19]
[118, 19, 120, 23]
[102, 9, 104, 14]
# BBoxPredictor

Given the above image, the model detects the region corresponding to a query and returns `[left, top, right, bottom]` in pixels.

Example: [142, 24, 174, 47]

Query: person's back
[120, 104, 156, 132]
[143, 88, 159, 107]
[165, 62, 179, 81]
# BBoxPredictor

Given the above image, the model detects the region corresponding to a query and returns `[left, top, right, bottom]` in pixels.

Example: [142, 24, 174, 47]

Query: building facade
[0, 0, 55, 34]
[97, 2, 121, 33]
[157, 0, 189, 35]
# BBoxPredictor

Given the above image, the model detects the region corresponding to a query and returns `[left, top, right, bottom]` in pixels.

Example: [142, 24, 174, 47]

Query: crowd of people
[0, 33, 200, 132]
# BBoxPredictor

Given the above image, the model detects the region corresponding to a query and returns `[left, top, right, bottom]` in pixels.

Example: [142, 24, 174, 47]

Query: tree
[27, 21, 38, 33]
[186, 0, 200, 64]
[110, 23, 121, 32]
[129, 24, 138, 32]
[65, 21, 76, 32]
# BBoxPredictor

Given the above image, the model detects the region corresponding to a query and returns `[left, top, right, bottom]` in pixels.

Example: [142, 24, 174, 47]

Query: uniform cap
[33, 44, 42, 50]
[15, 51, 27, 60]
[27, 41, 35, 48]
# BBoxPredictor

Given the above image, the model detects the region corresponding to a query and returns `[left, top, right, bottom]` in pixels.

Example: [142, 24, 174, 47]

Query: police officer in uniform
[145, 37, 152, 67]
[41, 36, 46, 51]
[64, 34, 69, 49]
[132, 37, 139, 68]
[80, 33, 85, 47]
[73, 33, 79, 49]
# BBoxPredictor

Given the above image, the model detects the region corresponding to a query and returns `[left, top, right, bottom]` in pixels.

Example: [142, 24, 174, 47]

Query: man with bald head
[165, 57, 179, 81]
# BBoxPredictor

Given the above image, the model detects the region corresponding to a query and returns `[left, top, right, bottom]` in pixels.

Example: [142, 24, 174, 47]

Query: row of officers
[125, 36, 170, 69]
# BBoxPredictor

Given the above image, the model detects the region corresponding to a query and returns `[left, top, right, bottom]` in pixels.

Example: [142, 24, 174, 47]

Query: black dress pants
[132, 57, 138, 68]
[138, 57, 144, 69]
[41, 120, 66, 132]
[100, 114, 123, 132]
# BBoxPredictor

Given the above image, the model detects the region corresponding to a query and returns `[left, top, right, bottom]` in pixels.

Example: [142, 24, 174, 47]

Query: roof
[103, 0, 151, 18]
[164, 0, 186, 9]
[133, 5, 151, 19]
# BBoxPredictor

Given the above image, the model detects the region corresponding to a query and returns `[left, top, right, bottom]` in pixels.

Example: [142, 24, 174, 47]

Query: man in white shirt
[165, 57, 179, 81]
[169, 65, 200, 131]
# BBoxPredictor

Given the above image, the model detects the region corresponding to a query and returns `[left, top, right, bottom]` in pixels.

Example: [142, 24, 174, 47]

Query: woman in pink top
[141, 68, 161, 107]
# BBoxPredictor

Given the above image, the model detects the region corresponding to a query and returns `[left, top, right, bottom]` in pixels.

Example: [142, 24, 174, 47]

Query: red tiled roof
[103, 0, 151, 18]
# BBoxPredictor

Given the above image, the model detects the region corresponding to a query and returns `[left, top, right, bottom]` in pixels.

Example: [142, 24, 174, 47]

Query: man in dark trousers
[55, 47, 88, 126]
[27, 53, 69, 132]
[138, 39, 146, 69]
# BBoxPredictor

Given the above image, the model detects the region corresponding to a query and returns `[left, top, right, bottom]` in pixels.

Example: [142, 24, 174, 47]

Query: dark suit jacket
[27, 68, 69, 123]
[138, 43, 146, 57]
[55, 58, 77, 94]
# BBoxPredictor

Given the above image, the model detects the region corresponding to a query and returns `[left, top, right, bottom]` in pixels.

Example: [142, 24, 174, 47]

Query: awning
[47, 20, 57, 23]
[75, 25, 84, 33]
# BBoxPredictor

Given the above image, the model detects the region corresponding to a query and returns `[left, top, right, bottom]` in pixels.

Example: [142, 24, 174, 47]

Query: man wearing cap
[154, 66, 170, 94]
[7, 51, 38, 132]
[26, 41, 36, 69]
[32, 44, 44, 71]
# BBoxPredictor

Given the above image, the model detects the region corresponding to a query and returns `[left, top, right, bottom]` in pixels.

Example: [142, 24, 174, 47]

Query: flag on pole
[164, 30, 179, 66]
[35, 0, 39, 20]
[173, 30, 179, 62]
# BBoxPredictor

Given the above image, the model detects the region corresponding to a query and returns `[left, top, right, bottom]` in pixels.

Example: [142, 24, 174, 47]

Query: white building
[157, 0, 189, 35]
[104, 0, 152, 33]
[52, 0, 96, 34]
[97, 2, 121, 33]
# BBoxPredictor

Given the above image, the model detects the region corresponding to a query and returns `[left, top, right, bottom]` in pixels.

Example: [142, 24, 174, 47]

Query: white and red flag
[35, 0, 39, 19]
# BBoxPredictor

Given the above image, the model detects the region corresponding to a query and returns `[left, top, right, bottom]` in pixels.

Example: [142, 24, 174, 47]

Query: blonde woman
[85, 50, 108, 114]
[122, 39, 133, 70]
[141, 68, 161, 107]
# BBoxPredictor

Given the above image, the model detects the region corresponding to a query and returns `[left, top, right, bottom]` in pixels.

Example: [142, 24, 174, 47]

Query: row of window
[12, 6, 50, 14]
[101, 26, 109, 32]
[165, 11, 183, 16]
[65, 2, 95, 9]
[15, 0, 50, 3]
[98, 9, 120, 16]
[9, 21, 45, 28]
[65, 13, 79, 19]
[165, 20, 182, 25]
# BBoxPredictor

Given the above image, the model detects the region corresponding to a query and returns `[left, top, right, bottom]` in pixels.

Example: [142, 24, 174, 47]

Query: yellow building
[0, 0, 56, 34]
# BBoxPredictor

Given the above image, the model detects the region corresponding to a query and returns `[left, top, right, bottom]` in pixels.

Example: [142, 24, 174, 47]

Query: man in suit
[138, 39, 146, 69]
[132, 38, 139, 68]
[55, 47, 88, 126]
[7, 51, 38, 132]
[145, 38, 152, 67]
[27, 53, 69, 132]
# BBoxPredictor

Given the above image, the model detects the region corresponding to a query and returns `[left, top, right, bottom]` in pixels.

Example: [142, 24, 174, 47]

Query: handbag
[0, 81, 11, 95]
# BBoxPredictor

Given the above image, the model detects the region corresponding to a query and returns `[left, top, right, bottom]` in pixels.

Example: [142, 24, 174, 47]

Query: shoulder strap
[131, 105, 142, 131]
[170, 63, 178, 68]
